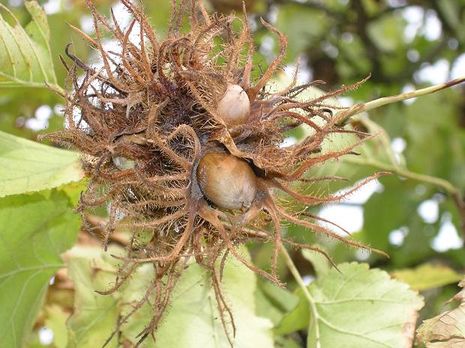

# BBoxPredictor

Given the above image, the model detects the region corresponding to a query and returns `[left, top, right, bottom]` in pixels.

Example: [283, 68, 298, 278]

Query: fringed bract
[43, 0, 384, 345]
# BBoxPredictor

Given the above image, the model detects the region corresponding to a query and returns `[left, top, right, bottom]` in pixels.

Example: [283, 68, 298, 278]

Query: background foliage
[1, 0, 465, 347]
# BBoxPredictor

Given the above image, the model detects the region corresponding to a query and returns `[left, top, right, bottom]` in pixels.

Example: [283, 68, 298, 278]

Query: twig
[335, 77, 465, 239]
[336, 76, 465, 124]
[452, 194, 465, 237]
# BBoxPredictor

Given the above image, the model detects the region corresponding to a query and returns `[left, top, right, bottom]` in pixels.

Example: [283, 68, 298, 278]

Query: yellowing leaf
[153, 259, 273, 348]
[44, 305, 70, 348]
[121, 248, 274, 348]
[62, 245, 274, 348]
[0, 130, 84, 197]
[65, 246, 120, 348]
[392, 263, 463, 291]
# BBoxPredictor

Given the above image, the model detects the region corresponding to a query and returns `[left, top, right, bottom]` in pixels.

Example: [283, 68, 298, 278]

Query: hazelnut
[197, 152, 257, 209]
[216, 84, 250, 126]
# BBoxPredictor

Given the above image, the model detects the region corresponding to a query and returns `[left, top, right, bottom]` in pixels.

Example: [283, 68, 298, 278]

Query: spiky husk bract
[43, 0, 384, 344]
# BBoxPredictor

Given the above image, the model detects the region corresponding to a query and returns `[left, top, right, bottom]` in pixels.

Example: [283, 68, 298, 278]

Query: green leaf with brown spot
[417, 277, 465, 347]
[392, 263, 463, 291]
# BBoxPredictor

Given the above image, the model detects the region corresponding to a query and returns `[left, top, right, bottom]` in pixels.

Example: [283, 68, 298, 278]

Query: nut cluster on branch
[43, 0, 382, 344]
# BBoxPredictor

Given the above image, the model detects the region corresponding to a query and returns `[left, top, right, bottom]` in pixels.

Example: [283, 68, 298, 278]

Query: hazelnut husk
[42, 0, 383, 343]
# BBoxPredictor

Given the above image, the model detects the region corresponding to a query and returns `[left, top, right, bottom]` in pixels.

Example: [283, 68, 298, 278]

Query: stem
[336, 76, 465, 124]
[281, 246, 321, 348]
[363, 76, 465, 112]
[335, 76, 465, 238]
[47, 83, 66, 97]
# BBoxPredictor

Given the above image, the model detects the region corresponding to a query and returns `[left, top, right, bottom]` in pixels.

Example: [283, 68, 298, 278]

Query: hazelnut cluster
[45, 0, 382, 343]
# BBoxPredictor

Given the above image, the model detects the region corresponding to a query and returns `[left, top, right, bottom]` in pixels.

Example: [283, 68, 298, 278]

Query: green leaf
[155, 260, 273, 348]
[437, 0, 464, 40]
[367, 14, 405, 52]
[417, 277, 465, 347]
[0, 1, 61, 90]
[44, 305, 70, 348]
[120, 249, 274, 348]
[307, 263, 424, 348]
[274, 288, 310, 336]
[301, 249, 331, 277]
[275, 336, 302, 348]
[65, 246, 120, 348]
[256, 279, 299, 326]
[363, 177, 415, 251]
[405, 90, 465, 188]
[392, 263, 463, 291]
[0, 130, 84, 197]
[63, 245, 274, 348]
[275, 4, 331, 62]
[302, 116, 402, 196]
[0, 190, 81, 348]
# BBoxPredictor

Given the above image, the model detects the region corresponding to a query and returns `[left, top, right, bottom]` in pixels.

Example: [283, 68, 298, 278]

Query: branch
[333, 77, 465, 238]
[336, 76, 465, 124]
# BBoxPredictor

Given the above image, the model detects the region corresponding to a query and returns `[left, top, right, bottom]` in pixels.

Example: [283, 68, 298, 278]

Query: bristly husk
[42, 0, 385, 345]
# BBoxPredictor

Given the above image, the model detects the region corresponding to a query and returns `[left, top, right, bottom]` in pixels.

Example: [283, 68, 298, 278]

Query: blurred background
[1, 0, 465, 344]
